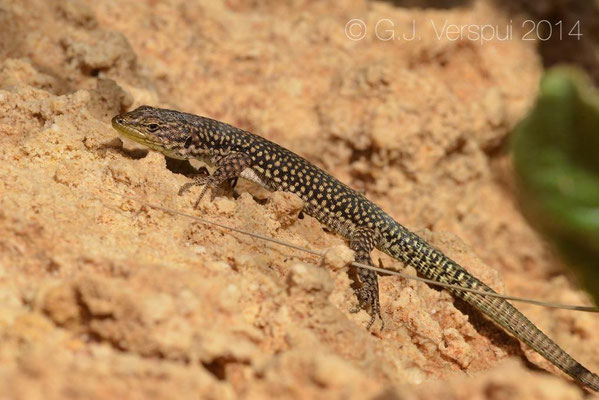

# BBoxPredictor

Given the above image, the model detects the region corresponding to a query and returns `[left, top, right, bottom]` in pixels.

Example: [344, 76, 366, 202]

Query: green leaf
[512, 67, 599, 302]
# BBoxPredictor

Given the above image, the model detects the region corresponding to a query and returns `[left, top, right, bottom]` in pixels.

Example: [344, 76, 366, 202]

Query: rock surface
[0, 0, 598, 399]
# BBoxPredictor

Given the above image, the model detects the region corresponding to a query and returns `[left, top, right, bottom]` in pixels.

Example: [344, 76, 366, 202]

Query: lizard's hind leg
[348, 226, 383, 330]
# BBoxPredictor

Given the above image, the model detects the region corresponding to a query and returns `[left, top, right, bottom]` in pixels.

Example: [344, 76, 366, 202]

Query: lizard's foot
[178, 176, 214, 209]
[179, 176, 239, 209]
[349, 285, 384, 330]
[348, 227, 385, 331]
[179, 153, 252, 209]
[178, 176, 210, 196]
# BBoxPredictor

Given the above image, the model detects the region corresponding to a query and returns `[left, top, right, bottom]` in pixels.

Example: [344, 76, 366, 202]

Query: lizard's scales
[112, 106, 599, 391]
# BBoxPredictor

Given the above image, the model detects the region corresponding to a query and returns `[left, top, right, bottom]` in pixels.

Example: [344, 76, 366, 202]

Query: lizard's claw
[178, 176, 213, 209]
[349, 286, 384, 330]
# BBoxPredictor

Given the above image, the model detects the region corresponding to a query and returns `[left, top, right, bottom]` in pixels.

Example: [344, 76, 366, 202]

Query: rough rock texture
[0, 0, 598, 399]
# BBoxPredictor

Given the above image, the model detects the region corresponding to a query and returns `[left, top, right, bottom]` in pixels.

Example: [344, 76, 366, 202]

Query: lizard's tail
[388, 231, 599, 391]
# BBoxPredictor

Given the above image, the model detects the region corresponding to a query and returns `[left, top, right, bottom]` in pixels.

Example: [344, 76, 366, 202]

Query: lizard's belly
[240, 167, 271, 188]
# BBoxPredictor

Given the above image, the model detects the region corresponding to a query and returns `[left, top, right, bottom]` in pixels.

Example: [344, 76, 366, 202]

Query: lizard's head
[112, 105, 194, 159]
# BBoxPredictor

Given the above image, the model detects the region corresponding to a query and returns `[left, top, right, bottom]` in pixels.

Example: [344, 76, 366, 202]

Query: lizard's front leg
[178, 152, 252, 208]
[348, 226, 383, 330]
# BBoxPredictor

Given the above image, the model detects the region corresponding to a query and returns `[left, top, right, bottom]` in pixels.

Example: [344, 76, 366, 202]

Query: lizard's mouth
[111, 115, 184, 159]
[112, 115, 148, 143]
[111, 115, 164, 152]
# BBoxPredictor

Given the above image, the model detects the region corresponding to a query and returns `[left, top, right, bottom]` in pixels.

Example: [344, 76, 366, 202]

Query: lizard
[112, 105, 599, 391]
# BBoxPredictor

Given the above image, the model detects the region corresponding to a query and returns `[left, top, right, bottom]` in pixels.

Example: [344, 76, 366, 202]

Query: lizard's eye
[184, 136, 193, 149]
[147, 123, 160, 132]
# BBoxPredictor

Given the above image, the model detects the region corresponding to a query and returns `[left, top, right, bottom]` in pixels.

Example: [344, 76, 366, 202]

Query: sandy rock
[0, 0, 597, 399]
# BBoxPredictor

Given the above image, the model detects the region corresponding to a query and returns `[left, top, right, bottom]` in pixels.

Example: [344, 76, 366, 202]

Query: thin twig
[98, 188, 599, 313]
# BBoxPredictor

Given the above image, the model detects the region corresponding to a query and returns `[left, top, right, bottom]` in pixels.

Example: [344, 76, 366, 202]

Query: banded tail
[386, 230, 599, 391]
